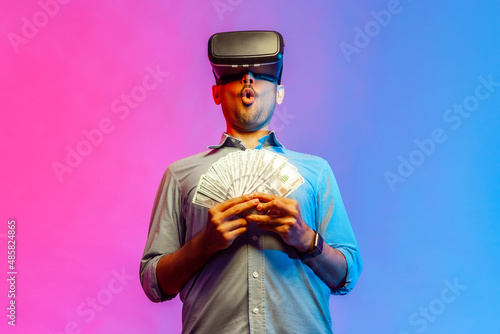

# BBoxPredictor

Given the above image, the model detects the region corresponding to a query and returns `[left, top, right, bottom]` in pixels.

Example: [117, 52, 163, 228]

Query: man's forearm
[303, 242, 347, 290]
[156, 232, 216, 296]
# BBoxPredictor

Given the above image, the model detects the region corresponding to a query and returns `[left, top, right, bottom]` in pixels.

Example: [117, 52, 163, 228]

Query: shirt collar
[208, 131, 285, 151]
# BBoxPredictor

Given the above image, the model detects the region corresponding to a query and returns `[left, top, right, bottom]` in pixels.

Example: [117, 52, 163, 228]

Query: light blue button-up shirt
[140, 132, 362, 334]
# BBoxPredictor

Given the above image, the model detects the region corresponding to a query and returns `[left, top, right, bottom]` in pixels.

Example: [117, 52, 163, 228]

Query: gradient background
[1, 1, 499, 333]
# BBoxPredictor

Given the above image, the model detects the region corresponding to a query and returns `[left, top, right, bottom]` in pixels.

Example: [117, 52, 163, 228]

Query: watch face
[300, 233, 323, 259]
[316, 233, 324, 253]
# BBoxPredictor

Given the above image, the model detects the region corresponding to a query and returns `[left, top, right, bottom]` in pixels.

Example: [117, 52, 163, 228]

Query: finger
[214, 193, 256, 212]
[257, 216, 290, 226]
[251, 192, 277, 202]
[224, 226, 247, 240]
[245, 214, 272, 223]
[256, 198, 290, 214]
[222, 217, 248, 231]
[222, 198, 260, 219]
[255, 220, 288, 234]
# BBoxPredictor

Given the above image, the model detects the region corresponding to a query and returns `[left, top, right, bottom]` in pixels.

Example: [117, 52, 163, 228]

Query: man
[140, 31, 362, 333]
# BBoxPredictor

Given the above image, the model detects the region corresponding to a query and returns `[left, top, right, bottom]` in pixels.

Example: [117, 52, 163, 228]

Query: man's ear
[276, 85, 285, 105]
[212, 85, 221, 105]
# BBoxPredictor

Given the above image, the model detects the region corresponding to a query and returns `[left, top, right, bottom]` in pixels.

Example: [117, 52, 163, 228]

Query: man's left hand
[245, 192, 315, 253]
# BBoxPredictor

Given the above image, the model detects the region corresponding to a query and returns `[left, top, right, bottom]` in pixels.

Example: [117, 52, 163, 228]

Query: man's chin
[232, 122, 269, 133]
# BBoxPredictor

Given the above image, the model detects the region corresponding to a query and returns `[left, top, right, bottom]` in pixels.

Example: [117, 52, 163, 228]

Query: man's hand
[156, 193, 259, 296]
[245, 192, 347, 290]
[201, 193, 260, 253]
[245, 192, 315, 253]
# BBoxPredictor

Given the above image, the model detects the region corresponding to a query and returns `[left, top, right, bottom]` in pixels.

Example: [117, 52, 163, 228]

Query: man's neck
[226, 128, 270, 149]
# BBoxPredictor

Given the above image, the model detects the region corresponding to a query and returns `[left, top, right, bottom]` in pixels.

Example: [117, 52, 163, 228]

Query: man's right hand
[156, 193, 259, 296]
[201, 193, 260, 253]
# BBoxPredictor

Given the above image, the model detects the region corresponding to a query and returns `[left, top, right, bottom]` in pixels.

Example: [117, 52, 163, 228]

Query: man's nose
[240, 72, 255, 85]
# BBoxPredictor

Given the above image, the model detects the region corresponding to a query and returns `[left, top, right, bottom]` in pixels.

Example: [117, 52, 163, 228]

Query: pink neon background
[2, 1, 500, 333]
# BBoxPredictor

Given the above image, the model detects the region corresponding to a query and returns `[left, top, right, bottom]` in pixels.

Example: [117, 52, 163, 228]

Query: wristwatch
[300, 232, 324, 259]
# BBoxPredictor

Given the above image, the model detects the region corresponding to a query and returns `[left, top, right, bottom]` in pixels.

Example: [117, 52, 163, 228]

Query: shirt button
[252, 271, 259, 278]
[252, 235, 258, 241]
[252, 307, 260, 314]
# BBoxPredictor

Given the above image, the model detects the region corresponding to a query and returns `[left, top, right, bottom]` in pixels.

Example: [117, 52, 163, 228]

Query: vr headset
[208, 30, 284, 85]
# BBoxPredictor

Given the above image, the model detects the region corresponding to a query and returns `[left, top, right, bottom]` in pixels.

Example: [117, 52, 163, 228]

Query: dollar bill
[192, 149, 304, 208]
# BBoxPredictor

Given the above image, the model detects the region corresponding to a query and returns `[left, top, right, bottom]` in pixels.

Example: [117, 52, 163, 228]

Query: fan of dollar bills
[193, 149, 305, 208]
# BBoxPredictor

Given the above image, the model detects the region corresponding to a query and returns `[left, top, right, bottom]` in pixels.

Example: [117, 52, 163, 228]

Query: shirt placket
[247, 223, 265, 334]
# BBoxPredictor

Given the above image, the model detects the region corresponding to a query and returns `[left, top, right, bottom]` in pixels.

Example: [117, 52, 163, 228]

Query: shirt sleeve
[140, 168, 184, 302]
[316, 161, 362, 295]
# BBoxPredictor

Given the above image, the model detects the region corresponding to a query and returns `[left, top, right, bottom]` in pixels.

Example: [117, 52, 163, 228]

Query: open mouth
[241, 87, 255, 105]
